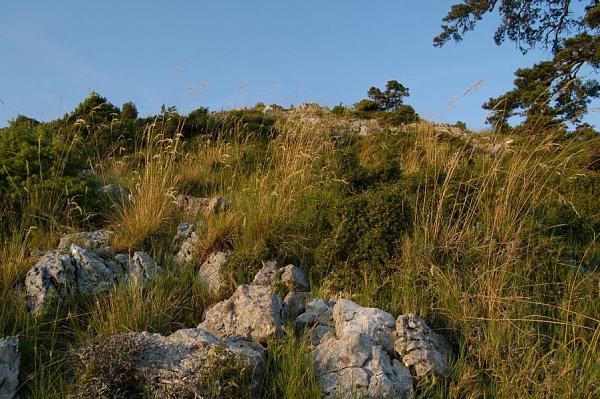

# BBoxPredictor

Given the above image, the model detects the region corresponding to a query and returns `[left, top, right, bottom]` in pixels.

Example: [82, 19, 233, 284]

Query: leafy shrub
[0, 122, 96, 220]
[315, 183, 413, 282]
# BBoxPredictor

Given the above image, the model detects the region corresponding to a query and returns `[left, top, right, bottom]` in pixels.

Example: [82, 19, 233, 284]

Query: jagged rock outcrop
[199, 284, 285, 344]
[313, 332, 414, 399]
[252, 260, 278, 287]
[279, 264, 309, 292]
[25, 231, 161, 313]
[282, 291, 311, 321]
[0, 336, 19, 399]
[57, 230, 113, 253]
[198, 251, 229, 295]
[394, 314, 451, 378]
[296, 299, 336, 346]
[89, 328, 266, 398]
[175, 194, 231, 218]
[334, 299, 396, 353]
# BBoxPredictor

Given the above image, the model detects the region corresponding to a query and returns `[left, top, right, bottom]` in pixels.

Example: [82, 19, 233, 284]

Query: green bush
[0, 122, 96, 221]
[315, 183, 413, 283]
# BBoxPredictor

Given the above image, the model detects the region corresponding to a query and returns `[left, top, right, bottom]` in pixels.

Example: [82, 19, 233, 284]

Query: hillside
[1, 95, 599, 398]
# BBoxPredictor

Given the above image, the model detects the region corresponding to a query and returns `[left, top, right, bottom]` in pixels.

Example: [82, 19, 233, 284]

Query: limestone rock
[252, 260, 278, 287]
[313, 332, 414, 399]
[296, 299, 336, 346]
[199, 284, 285, 344]
[394, 314, 451, 378]
[279, 264, 309, 292]
[25, 250, 77, 312]
[282, 291, 311, 321]
[25, 233, 161, 313]
[70, 245, 122, 295]
[128, 328, 265, 398]
[334, 299, 396, 353]
[198, 251, 229, 295]
[57, 230, 113, 253]
[117, 251, 163, 286]
[296, 299, 335, 328]
[0, 336, 19, 399]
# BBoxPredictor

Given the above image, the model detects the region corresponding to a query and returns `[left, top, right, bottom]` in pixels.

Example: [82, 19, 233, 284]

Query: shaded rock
[25, 237, 161, 313]
[279, 264, 309, 292]
[297, 299, 335, 328]
[175, 194, 231, 218]
[0, 336, 19, 399]
[199, 251, 229, 295]
[283, 291, 311, 321]
[199, 284, 285, 344]
[394, 314, 451, 378]
[25, 251, 77, 312]
[70, 245, 123, 295]
[296, 299, 336, 346]
[252, 260, 278, 287]
[334, 299, 396, 353]
[57, 230, 113, 253]
[108, 328, 266, 398]
[313, 332, 414, 399]
[117, 251, 163, 286]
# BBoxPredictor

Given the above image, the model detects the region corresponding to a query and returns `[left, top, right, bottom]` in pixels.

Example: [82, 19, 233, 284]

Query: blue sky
[0, 1, 597, 129]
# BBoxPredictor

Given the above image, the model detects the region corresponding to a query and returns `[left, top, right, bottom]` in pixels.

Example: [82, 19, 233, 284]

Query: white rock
[0, 336, 19, 399]
[57, 230, 113, 253]
[198, 251, 229, 295]
[199, 284, 285, 344]
[252, 260, 278, 287]
[279, 264, 309, 292]
[312, 332, 413, 399]
[334, 299, 396, 353]
[394, 314, 451, 378]
[128, 328, 265, 397]
[24, 251, 77, 312]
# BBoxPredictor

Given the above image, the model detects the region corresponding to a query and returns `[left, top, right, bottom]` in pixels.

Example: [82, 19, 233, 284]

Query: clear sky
[1, 1, 597, 129]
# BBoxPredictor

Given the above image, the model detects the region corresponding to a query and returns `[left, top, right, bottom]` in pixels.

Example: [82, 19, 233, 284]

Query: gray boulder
[25, 250, 77, 312]
[199, 284, 285, 344]
[313, 332, 414, 399]
[282, 291, 311, 321]
[57, 230, 113, 254]
[0, 336, 19, 399]
[25, 232, 162, 313]
[70, 245, 123, 295]
[394, 314, 451, 378]
[252, 260, 278, 287]
[296, 299, 336, 346]
[279, 264, 309, 292]
[198, 251, 229, 295]
[108, 328, 266, 398]
[334, 299, 396, 353]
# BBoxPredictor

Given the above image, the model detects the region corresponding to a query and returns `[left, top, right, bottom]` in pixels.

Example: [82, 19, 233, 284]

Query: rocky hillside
[1, 99, 599, 398]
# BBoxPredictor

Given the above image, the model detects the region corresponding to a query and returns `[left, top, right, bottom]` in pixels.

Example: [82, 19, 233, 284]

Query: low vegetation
[1, 92, 599, 398]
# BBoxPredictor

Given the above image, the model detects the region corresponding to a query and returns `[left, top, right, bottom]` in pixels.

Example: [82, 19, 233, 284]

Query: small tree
[367, 80, 410, 111]
[121, 102, 138, 120]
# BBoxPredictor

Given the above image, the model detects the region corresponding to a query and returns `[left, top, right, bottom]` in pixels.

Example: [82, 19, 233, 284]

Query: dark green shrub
[0, 122, 97, 221]
[315, 183, 413, 281]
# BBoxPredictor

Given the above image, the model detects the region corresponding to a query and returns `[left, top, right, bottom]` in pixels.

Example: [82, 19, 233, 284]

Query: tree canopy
[436, 1, 600, 128]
